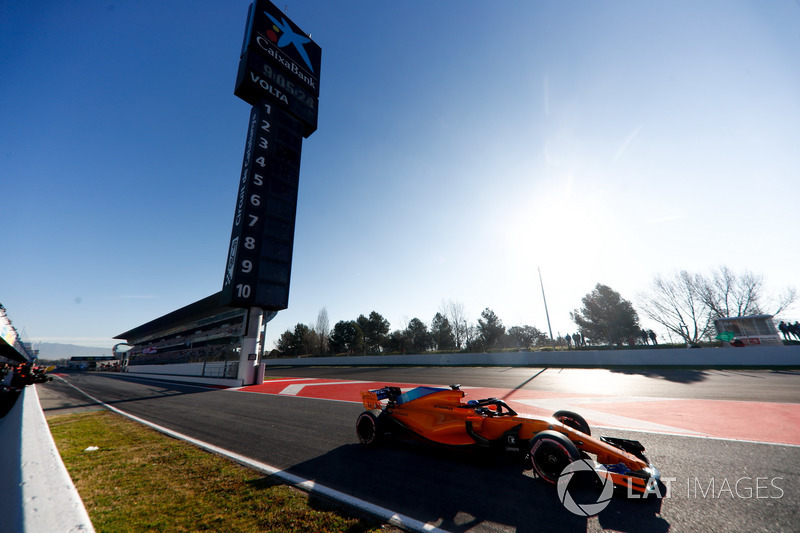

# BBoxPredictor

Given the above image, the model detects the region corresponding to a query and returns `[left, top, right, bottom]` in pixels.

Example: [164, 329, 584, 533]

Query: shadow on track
[501, 368, 547, 401]
[47, 373, 217, 411]
[608, 369, 709, 383]
[272, 440, 669, 533]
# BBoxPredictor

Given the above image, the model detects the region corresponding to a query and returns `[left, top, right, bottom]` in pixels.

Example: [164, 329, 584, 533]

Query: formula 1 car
[357, 385, 661, 495]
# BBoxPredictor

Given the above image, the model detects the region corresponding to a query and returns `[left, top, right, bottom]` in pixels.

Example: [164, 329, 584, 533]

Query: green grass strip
[48, 410, 396, 532]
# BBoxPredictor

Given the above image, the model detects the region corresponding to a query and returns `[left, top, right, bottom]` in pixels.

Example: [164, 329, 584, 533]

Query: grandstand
[0, 303, 35, 364]
[114, 292, 250, 370]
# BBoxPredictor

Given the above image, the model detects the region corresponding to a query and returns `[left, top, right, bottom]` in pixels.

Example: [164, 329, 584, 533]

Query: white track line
[57, 377, 449, 533]
[279, 381, 367, 395]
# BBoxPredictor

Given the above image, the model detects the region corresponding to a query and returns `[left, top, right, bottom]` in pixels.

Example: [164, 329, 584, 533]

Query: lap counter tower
[221, 1, 322, 384]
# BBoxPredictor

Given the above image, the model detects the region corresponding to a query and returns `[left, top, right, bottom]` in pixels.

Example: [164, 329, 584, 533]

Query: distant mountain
[35, 343, 112, 359]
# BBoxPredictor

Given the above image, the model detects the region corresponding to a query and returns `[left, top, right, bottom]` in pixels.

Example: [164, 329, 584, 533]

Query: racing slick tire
[529, 430, 581, 484]
[356, 410, 385, 446]
[553, 410, 591, 436]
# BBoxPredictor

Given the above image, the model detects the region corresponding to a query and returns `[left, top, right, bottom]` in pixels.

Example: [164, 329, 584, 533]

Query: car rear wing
[361, 386, 402, 409]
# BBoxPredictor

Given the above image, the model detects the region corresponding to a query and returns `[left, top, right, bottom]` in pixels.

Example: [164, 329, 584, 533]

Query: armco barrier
[262, 345, 800, 367]
[0, 385, 94, 532]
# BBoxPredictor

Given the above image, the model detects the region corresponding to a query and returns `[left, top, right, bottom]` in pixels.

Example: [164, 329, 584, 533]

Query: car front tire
[553, 410, 591, 435]
[529, 430, 581, 483]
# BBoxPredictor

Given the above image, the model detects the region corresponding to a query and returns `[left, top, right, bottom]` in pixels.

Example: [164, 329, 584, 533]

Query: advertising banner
[236, 0, 321, 137]
[240, 0, 321, 97]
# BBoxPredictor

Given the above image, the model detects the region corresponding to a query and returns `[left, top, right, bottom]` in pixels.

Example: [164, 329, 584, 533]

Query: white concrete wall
[126, 361, 236, 378]
[262, 345, 800, 367]
[0, 386, 95, 532]
[123, 361, 242, 386]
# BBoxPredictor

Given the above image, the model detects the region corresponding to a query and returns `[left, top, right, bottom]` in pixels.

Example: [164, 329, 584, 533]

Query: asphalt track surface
[42, 368, 800, 533]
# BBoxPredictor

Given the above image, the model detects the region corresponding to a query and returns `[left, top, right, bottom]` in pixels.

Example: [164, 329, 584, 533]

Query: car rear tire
[553, 410, 591, 436]
[356, 410, 384, 446]
[529, 430, 581, 484]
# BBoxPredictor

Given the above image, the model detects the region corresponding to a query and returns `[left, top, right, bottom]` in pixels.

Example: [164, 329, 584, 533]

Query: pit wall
[0, 386, 94, 532]
[262, 345, 799, 367]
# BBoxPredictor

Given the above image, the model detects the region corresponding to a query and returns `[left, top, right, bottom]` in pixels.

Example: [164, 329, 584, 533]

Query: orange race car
[356, 385, 662, 496]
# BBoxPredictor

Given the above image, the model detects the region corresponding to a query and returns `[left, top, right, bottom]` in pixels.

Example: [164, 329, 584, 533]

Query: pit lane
[41, 369, 800, 532]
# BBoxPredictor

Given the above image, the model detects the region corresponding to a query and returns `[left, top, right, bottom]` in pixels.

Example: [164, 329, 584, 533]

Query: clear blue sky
[2, 0, 798, 351]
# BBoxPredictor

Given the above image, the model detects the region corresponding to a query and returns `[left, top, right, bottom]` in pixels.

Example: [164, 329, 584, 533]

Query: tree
[571, 284, 640, 346]
[638, 267, 798, 344]
[370, 311, 391, 350]
[275, 329, 295, 356]
[312, 307, 330, 355]
[385, 329, 409, 353]
[329, 320, 363, 355]
[477, 308, 505, 351]
[464, 323, 479, 352]
[637, 271, 714, 344]
[430, 312, 456, 351]
[440, 299, 468, 350]
[275, 323, 315, 356]
[356, 311, 390, 354]
[698, 266, 797, 319]
[405, 318, 431, 353]
[291, 323, 315, 355]
[507, 325, 548, 351]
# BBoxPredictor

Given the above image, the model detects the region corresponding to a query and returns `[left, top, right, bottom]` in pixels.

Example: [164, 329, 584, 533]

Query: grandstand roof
[0, 336, 29, 363]
[114, 292, 243, 343]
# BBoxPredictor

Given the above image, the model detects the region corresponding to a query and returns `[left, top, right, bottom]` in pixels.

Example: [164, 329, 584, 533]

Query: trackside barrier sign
[222, 0, 321, 310]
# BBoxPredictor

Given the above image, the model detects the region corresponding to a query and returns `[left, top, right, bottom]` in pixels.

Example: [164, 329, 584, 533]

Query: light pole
[538, 267, 556, 350]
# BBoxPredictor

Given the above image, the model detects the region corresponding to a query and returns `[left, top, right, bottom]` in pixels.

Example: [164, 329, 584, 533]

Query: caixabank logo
[246, 0, 321, 97]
